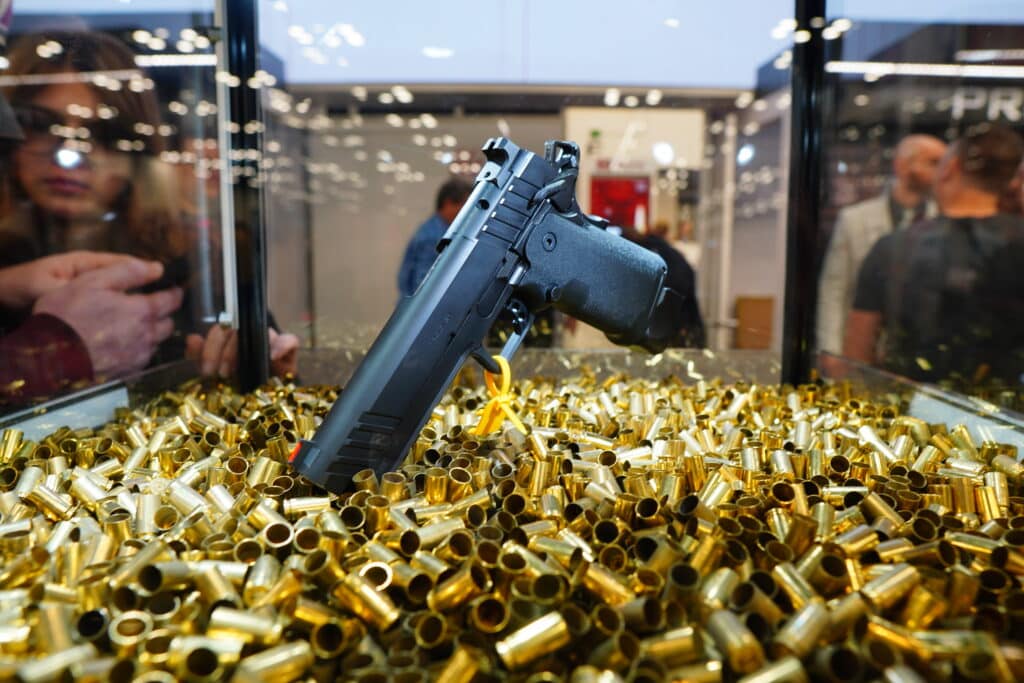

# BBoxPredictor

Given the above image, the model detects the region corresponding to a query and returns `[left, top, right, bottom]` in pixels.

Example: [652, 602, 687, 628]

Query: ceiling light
[735, 92, 753, 108]
[392, 86, 413, 104]
[422, 46, 454, 59]
[736, 144, 755, 166]
[338, 24, 365, 47]
[603, 88, 620, 107]
[832, 18, 853, 32]
[826, 60, 1024, 79]
[645, 89, 663, 106]
[377, 92, 394, 104]
[652, 142, 674, 165]
[793, 30, 811, 43]
[135, 54, 217, 67]
[956, 48, 1024, 62]
[623, 95, 639, 107]
[132, 30, 151, 44]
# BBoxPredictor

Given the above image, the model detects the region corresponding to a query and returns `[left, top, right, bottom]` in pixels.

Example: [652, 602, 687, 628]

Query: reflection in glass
[818, 5, 1024, 408]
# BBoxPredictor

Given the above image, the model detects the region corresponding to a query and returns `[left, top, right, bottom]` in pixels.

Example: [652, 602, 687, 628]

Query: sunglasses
[13, 103, 146, 152]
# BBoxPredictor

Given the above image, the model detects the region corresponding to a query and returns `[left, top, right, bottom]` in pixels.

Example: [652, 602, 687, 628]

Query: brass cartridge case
[22, 484, 74, 521]
[618, 597, 665, 634]
[207, 606, 282, 645]
[427, 560, 491, 612]
[860, 563, 920, 611]
[586, 631, 639, 672]
[309, 620, 346, 659]
[391, 563, 433, 605]
[698, 567, 740, 616]
[810, 501, 835, 541]
[194, 564, 242, 610]
[417, 517, 466, 549]
[736, 656, 809, 683]
[730, 580, 785, 626]
[704, 609, 765, 674]
[16, 643, 97, 683]
[834, 524, 880, 557]
[34, 601, 75, 653]
[771, 599, 829, 659]
[772, 562, 818, 609]
[784, 513, 818, 558]
[331, 573, 400, 630]
[109, 610, 153, 657]
[436, 644, 487, 683]
[827, 592, 869, 641]
[411, 550, 452, 582]
[582, 563, 634, 606]
[467, 594, 510, 634]
[898, 585, 947, 630]
[862, 615, 931, 663]
[495, 611, 571, 670]
[641, 625, 703, 668]
[0, 624, 30, 654]
[424, 467, 448, 504]
[302, 549, 347, 590]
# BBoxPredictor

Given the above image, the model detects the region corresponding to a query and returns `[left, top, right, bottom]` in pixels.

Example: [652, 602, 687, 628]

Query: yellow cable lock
[472, 355, 527, 436]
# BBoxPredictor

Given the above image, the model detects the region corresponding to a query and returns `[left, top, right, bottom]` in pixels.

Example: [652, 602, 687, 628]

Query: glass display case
[1, 1, 1024, 681]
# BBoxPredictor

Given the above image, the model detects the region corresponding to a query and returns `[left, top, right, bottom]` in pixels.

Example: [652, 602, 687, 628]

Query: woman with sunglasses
[0, 30, 297, 388]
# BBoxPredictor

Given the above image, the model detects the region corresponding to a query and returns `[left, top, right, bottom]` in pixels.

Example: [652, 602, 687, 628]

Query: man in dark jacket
[844, 124, 1024, 385]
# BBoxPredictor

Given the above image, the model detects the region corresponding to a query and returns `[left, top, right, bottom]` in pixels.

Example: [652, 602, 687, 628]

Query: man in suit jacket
[816, 134, 947, 356]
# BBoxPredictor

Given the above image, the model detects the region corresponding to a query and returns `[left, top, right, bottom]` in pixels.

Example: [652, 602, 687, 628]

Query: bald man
[817, 134, 947, 356]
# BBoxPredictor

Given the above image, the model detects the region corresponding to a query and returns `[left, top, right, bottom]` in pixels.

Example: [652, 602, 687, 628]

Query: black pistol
[292, 138, 684, 493]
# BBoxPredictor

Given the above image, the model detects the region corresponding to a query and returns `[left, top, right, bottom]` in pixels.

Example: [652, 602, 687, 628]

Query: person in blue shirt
[397, 177, 472, 296]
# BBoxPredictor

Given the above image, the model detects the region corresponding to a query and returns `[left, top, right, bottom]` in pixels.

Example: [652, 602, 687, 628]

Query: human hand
[0, 251, 143, 310]
[185, 326, 300, 379]
[32, 259, 183, 379]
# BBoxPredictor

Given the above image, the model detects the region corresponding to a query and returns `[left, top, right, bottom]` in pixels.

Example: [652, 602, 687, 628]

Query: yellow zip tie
[472, 355, 527, 436]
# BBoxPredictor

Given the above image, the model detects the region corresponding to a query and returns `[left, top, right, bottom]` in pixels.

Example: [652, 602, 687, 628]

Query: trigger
[471, 347, 501, 374]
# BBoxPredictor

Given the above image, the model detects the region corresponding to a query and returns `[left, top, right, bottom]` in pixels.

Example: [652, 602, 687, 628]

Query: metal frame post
[221, 0, 269, 390]
[781, 0, 827, 384]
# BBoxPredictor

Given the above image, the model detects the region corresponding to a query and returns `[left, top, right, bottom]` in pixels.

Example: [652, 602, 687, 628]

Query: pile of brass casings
[0, 371, 1022, 682]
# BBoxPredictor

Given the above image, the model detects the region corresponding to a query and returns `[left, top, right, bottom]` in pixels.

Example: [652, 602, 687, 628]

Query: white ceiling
[14, 0, 1024, 89]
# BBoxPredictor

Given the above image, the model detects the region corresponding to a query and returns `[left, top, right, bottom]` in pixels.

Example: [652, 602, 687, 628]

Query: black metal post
[782, 0, 827, 384]
[223, 0, 270, 390]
